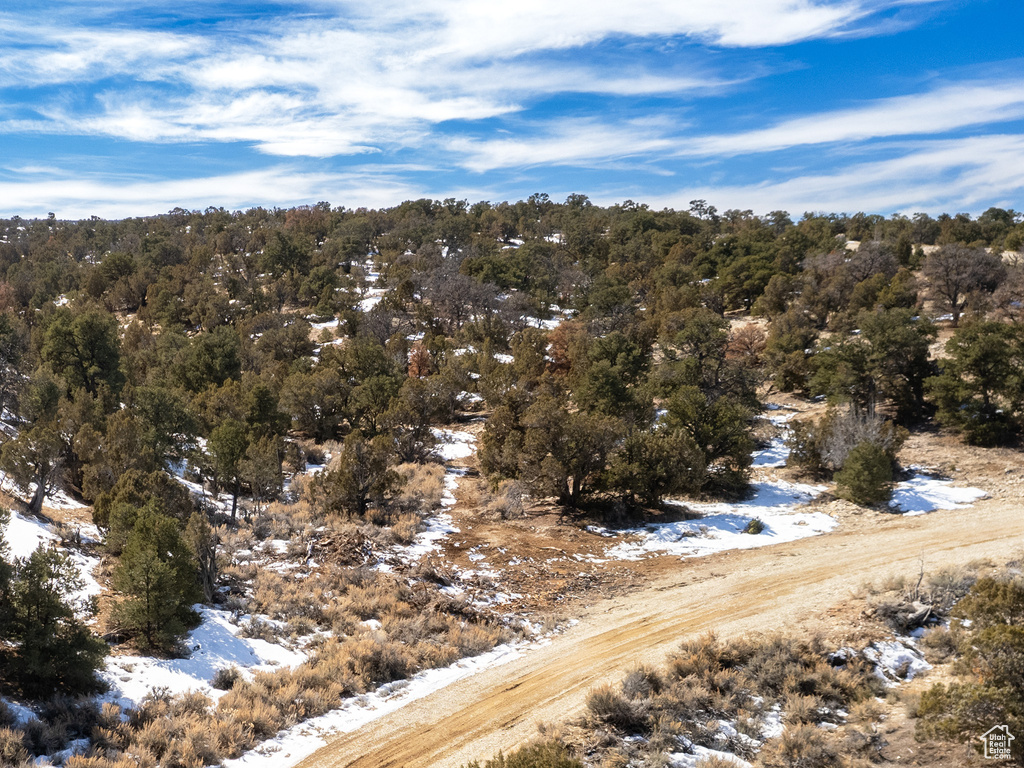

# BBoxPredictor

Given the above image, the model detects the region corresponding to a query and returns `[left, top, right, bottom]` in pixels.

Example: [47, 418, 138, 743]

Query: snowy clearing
[431, 428, 476, 461]
[101, 606, 308, 709]
[601, 480, 835, 561]
[889, 474, 988, 515]
[3, 509, 101, 605]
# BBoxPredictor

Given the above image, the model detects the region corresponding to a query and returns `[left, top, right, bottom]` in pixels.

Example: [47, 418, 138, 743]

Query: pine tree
[607, 429, 705, 507]
[5, 542, 107, 695]
[184, 510, 218, 605]
[834, 441, 893, 506]
[927, 321, 1024, 445]
[208, 418, 250, 520]
[111, 505, 201, 651]
[313, 431, 402, 517]
[240, 435, 283, 516]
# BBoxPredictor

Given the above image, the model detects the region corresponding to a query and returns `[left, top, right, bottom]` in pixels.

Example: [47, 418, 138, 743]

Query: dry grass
[7, 478, 518, 768]
[527, 632, 885, 768]
[394, 462, 445, 513]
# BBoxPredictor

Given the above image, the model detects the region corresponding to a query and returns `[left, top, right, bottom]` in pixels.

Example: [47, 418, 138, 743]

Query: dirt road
[297, 498, 1023, 768]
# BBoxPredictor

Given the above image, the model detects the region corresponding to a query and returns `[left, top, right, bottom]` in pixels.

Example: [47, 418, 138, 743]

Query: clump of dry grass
[394, 463, 445, 513]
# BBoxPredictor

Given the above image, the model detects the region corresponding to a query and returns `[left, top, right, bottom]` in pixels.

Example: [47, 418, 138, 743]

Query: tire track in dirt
[297, 499, 1023, 768]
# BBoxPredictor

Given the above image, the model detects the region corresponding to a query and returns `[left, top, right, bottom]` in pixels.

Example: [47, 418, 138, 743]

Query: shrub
[393, 463, 445, 513]
[621, 666, 663, 700]
[757, 723, 840, 767]
[833, 441, 892, 506]
[744, 518, 765, 535]
[0, 727, 29, 766]
[585, 685, 647, 732]
[462, 740, 582, 768]
[390, 512, 422, 546]
[914, 575, 1024, 762]
[212, 666, 242, 690]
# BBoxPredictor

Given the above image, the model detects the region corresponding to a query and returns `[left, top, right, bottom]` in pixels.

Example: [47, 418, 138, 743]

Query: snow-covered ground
[668, 747, 751, 768]
[3, 508, 101, 605]
[102, 607, 308, 708]
[863, 639, 932, 685]
[890, 473, 988, 515]
[431, 428, 476, 461]
[602, 480, 835, 561]
[751, 410, 796, 468]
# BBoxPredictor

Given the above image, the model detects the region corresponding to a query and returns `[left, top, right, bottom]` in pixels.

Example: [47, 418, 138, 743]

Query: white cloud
[449, 119, 681, 172]
[0, 1, 942, 158]
[0, 167, 431, 219]
[644, 134, 1024, 215]
[0, 17, 200, 85]
[685, 81, 1024, 156]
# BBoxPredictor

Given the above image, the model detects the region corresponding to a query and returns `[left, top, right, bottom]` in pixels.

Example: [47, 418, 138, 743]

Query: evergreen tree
[0, 419, 65, 517]
[111, 505, 201, 651]
[208, 418, 250, 520]
[241, 435, 284, 515]
[279, 367, 348, 441]
[927, 321, 1024, 445]
[184, 510, 218, 605]
[40, 305, 124, 402]
[833, 441, 893, 506]
[664, 386, 754, 497]
[519, 396, 622, 506]
[313, 431, 403, 517]
[5, 541, 107, 695]
[607, 428, 705, 507]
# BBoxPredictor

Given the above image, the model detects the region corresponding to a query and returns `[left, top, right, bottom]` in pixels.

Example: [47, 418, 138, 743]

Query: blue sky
[1, 0, 1022, 218]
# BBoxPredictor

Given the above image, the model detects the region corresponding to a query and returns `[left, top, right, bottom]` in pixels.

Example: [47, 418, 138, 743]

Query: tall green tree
[607, 428, 705, 507]
[4, 541, 107, 695]
[923, 245, 1006, 327]
[927, 321, 1024, 445]
[664, 386, 754, 497]
[519, 396, 622, 506]
[41, 305, 124, 401]
[0, 420, 65, 517]
[111, 505, 201, 651]
[208, 418, 250, 520]
[313, 431, 403, 517]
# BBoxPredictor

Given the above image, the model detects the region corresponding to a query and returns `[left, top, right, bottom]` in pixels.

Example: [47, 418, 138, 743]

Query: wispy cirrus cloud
[0, 1, 946, 158]
[645, 134, 1024, 214]
[448, 119, 682, 173]
[446, 79, 1024, 174]
[685, 80, 1024, 156]
[0, 166, 438, 219]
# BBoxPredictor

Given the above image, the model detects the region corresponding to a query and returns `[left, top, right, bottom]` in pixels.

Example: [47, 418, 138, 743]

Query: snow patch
[431, 428, 476, 461]
[603, 481, 834, 560]
[889, 474, 988, 515]
[101, 606, 308, 709]
[863, 639, 931, 685]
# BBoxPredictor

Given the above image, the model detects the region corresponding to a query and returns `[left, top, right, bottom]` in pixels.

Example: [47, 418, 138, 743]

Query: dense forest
[0, 196, 1022, 766]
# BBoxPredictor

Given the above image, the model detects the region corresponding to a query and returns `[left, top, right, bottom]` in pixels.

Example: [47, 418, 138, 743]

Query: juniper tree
[3, 537, 107, 695]
[927, 321, 1024, 445]
[833, 441, 893, 506]
[923, 244, 1005, 326]
[111, 504, 201, 651]
[313, 431, 403, 517]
